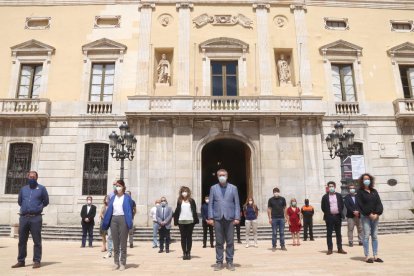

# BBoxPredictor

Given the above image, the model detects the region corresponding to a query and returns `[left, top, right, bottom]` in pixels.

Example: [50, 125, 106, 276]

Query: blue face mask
[28, 179, 37, 189]
[363, 179, 371, 186]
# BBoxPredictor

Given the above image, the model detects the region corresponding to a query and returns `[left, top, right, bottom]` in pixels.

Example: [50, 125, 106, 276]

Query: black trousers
[235, 224, 241, 242]
[325, 214, 342, 250]
[18, 215, 42, 263]
[159, 226, 170, 250]
[81, 222, 94, 246]
[303, 217, 313, 240]
[202, 220, 214, 246]
[178, 224, 194, 253]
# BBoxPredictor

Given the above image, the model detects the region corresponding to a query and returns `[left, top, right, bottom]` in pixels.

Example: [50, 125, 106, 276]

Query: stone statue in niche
[277, 54, 291, 86]
[156, 54, 170, 84]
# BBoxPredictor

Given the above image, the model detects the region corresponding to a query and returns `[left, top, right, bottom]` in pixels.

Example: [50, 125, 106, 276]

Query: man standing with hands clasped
[80, 196, 97, 248]
[12, 171, 49, 269]
[208, 169, 240, 271]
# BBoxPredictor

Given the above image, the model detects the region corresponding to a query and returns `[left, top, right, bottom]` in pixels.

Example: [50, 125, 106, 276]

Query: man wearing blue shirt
[12, 171, 49, 269]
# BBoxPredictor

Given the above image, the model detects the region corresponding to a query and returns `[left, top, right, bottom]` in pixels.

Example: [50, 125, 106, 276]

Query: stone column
[176, 2, 193, 95]
[136, 2, 155, 95]
[290, 4, 312, 96]
[253, 3, 272, 96]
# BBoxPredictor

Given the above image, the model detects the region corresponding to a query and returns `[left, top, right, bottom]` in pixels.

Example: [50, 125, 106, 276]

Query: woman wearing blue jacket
[102, 180, 134, 271]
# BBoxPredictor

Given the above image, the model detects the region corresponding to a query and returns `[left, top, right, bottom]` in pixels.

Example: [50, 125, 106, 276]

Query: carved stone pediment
[82, 38, 127, 52]
[193, 13, 253, 28]
[11, 39, 55, 56]
[319, 40, 362, 56]
[387, 42, 414, 57]
[200, 37, 249, 51]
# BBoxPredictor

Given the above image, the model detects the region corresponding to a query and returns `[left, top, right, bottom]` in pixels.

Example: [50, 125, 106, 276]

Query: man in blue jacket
[12, 171, 49, 269]
[207, 169, 240, 271]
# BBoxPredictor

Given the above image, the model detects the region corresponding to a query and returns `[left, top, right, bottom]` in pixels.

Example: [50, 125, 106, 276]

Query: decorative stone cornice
[319, 39, 363, 63]
[387, 42, 414, 65]
[11, 39, 55, 64]
[193, 13, 253, 29]
[138, 2, 155, 10]
[82, 38, 127, 62]
[176, 2, 194, 10]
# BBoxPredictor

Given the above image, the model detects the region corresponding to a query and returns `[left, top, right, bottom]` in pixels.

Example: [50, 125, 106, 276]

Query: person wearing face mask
[156, 197, 173, 253]
[344, 184, 363, 247]
[80, 196, 97, 248]
[301, 199, 314, 241]
[207, 169, 240, 271]
[12, 171, 49, 269]
[356, 173, 384, 263]
[173, 186, 199, 260]
[321, 181, 347, 255]
[102, 180, 134, 271]
[267, 187, 287, 251]
[201, 195, 214, 248]
[243, 197, 259, 248]
[150, 199, 161, 248]
[287, 198, 302, 246]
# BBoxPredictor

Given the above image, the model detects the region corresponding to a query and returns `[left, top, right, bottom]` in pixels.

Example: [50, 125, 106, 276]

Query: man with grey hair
[207, 169, 240, 271]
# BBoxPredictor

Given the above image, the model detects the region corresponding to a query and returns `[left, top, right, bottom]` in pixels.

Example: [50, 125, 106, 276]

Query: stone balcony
[0, 98, 51, 122]
[393, 99, 414, 118]
[126, 96, 324, 118]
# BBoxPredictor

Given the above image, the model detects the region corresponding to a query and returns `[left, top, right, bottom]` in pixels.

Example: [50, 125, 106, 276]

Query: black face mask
[305, 200, 309, 206]
[28, 179, 38, 189]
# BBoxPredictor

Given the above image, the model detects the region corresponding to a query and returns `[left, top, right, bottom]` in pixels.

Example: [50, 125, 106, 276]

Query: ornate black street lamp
[325, 120, 356, 196]
[109, 121, 137, 181]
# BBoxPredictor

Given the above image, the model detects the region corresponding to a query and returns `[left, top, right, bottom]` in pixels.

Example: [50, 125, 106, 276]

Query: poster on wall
[351, 155, 365, 180]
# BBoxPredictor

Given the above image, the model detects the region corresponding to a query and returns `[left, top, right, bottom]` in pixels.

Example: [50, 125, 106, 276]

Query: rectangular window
[89, 63, 115, 102]
[17, 64, 42, 99]
[82, 143, 109, 195]
[211, 61, 238, 96]
[5, 143, 33, 194]
[391, 21, 413, 32]
[331, 64, 356, 102]
[399, 65, 414, 98]
[324, 18, 349, 30]
[326, 20, 346, 29]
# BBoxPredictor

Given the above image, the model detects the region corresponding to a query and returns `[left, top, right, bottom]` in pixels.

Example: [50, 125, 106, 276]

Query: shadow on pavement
[350, 256, 366, 262]
[36, 262, 61, 267]
[126, 264, 139, 269]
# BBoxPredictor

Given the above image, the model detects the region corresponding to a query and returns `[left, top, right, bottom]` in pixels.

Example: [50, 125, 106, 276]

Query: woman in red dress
[287, 198, 302, 246]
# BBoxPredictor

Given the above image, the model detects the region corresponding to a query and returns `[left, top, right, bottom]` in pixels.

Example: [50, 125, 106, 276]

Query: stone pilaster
[253, 3, 272, 96]
[176, 2, 193, 95]
[290, 4, 312, 95]
[136, 2, 155, 95]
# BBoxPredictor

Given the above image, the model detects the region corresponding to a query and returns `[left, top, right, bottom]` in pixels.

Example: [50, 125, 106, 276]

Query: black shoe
[281, 246, 287, 251]
[214, 263, 224, 271]
[304, 239, 307, 241]
[203, 245, 206, 248]
[310, 238, 315, 241]
[211, 245, 215, 248]
[11, 262, 25, 268]
[166, 248, 170, 253]
[130, 244, 133, 248]
[327, 249, 333, 255]
[349, 242, 353, 247]
[158, 249, 164, 253]
[237, 240, 242, 244]
[32, 262, 41, 269]
[226, 263, 235, 271]
[182, 254, 186, 260]
[359, 241, 363, 246]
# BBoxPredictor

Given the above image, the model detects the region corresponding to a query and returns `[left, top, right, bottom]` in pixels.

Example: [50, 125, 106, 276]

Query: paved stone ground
[1, 233, 413, 275]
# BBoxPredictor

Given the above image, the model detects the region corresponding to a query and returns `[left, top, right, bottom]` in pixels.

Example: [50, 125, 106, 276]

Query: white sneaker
[245, 244, 249, 248]
[103, 252, 112, 259]
[119, 265, 126, 271]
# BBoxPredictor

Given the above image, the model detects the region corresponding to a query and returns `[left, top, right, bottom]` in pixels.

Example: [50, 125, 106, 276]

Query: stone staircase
[1, 220, 413, 242]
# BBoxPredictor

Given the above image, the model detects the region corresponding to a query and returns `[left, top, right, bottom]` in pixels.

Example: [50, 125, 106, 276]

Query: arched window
[5, 143, 33, 194]
[82, 143, 109, 195]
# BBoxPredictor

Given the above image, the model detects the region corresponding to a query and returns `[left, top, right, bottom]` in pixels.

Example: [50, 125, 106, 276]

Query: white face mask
[205, 199, 209, 203]
[182, 192, 188, 197]
[116, 186, 123, 192]
[248, 201, 253, 205]
[274, 193, 280, 197]
[156, 203, 160, 206]
[87, 200, 92, 205]
[218, 176, 227, 184]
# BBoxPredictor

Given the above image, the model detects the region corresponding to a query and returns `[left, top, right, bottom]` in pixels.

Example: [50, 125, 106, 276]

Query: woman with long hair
[99, 195, 109, 252]
[102, 180, 134, 271]
[243, 196, 259, 248]
[286, 198, 302, 246]
[356, 173, 384, 263]
[173, 186, 199, 260]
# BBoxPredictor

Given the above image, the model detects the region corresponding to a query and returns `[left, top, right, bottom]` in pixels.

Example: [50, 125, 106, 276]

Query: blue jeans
[152, 221, 159, 247]
[361, 215, 379, 257]
[18, 215, 43, 263]
[271, 218, 285, 247]
[214, 218, 235, 264]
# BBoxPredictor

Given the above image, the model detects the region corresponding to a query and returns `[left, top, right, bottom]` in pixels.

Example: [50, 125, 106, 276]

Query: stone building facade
[0, 0, 414, 226]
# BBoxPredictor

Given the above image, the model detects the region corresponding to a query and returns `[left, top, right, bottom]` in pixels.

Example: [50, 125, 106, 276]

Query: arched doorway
[201, 139, 251, 205]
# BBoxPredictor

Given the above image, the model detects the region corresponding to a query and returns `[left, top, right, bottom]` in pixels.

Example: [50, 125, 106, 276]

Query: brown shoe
[327, 249, 333, 255]
[11, 262, 25, 268]
[338, 249, 347, 254]
[32, 262, 41, 269]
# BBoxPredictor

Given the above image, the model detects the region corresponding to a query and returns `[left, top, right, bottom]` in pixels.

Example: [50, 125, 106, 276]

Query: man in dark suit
[156, 196, 173, 253]
[80, 196, 96, 247]
[207, 169, 240, 271]
[344, 184, 363, 247]
[321, 181, 347, 255]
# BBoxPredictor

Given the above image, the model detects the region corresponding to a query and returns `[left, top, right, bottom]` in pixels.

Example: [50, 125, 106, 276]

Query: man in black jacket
[344, 184, 363, 247]
[80, 196, 96, 247]
[321, 181, 347, 255]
